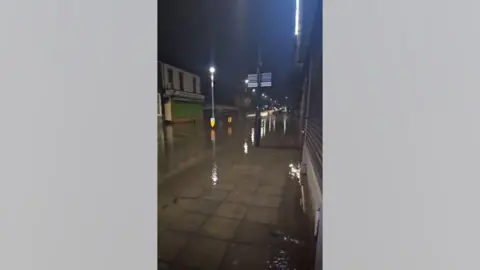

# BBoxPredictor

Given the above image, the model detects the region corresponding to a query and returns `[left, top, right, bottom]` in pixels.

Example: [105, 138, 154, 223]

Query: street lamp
[209, 66, 216, 128]
[252, 89, 256, 93]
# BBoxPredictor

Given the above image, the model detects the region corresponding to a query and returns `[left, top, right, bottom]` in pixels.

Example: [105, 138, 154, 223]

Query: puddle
[271, 230, 305, 245]
[289, 161, 307, 213]
[267, 249, 293, 270]
[289, 162, 301, 180]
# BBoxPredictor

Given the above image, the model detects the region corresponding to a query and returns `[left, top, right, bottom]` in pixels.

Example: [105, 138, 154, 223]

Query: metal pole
[254, 48, 262, 147]
[211, 73, 215, 119]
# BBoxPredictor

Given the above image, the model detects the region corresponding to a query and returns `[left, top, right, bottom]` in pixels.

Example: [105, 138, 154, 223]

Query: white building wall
[160, 62, 201, 94]
[157, 94, 162, 117]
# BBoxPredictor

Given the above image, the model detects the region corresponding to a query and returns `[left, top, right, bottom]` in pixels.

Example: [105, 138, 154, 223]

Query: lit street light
[209, 66, 216, 128]
[252, 89, 256, 93]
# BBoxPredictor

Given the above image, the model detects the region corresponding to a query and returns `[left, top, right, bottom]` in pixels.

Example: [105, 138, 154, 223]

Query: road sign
[247, 72, 272, 88]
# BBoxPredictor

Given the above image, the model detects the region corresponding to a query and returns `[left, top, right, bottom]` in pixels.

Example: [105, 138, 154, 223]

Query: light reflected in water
[158, 124, 165, 154]
[273, 116, 276, 131]
[289, 162, 306, 213]
[165, 125, 174, 154]
[268, 116, 272, 132]
[243, 141, 248, 154]
[211, 129, 218, 186]
[260, 119, 266, 138]
[251, 128, 255, 146]
[165, 125, 174, 141]
[300, 183, 306, 213]
[211, 162, 218, 186]
[210, 129, 216, 141]
[228, 126, 232, 136]
[283, 115, 287, 135]
[289, 163, 301, 180]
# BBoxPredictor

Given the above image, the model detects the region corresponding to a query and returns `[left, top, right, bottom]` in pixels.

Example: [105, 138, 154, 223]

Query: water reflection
[267, 249, 291, 269]
[228, 126, 232, 136]
[289, 162, 301, 179]
[165, 125, 174, 142]
[268, 116, 273, 132]
[211, 162, 218, 186]
[158, 122, 165, 155]
[165, 125, 174, 155]
[210, 129, 216, 141]
[283, 115, 288, 135]
[251, 128, 255, 146]
[243, 141, 248, 154]
[211, 129, 218, 186]
[289, 161, 306, 213]
[260, 119, 266, 138]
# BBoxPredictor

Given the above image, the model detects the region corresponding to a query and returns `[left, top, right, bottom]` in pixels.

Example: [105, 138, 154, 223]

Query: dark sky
[159, 0, 296, 104]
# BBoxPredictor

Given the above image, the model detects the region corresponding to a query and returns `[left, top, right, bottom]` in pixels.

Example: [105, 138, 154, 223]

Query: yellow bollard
[210, 117, 215, 128]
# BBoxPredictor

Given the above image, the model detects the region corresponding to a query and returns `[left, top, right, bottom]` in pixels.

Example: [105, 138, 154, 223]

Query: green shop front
[163, 90, 205, 124]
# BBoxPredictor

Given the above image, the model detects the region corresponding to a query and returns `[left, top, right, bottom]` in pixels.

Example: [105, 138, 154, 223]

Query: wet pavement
[158, 117, 242, 184]
[158, 114, 315, 270]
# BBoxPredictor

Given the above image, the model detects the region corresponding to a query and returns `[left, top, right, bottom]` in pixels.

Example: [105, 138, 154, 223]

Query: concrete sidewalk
[158, 116, 315, 270]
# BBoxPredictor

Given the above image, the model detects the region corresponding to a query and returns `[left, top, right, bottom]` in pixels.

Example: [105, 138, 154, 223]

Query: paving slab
[245, 206, 279, 225]
[201, 216, 240, 240]
[169, 212, 207, 233]
[256, 185, 284, 196]
[174, 186, 204, 199]
[175, 198, 220, 215]
[216, 202, 247, 220]
[234, 221, 272, 244]
[249, 194, 282, 208]
[175, 236, 227, 270]
[201, 189, 229, 201]
[225, 191, 254, 204]
[158, 231, 188, 262]
[220, 243, 270, 270]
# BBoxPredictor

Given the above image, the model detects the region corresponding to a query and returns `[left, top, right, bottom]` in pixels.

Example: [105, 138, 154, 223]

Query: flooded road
[158, 113, 315, 270]
[158, 114, 296, 184]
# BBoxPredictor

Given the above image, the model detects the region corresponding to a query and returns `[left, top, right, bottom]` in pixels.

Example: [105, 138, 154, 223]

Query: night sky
[158, 0, 297, 104]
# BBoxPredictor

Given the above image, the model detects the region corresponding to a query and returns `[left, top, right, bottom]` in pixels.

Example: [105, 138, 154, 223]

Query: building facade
[158, 62, 205, 124]
[295, 0, 322, 268]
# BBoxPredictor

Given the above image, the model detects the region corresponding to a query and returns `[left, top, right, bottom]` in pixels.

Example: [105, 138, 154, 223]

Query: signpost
[246, 72, 272, 88]
[247, 49, 273, 147]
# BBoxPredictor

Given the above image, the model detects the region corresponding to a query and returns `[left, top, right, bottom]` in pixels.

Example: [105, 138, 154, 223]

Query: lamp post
[209, 66, 216, 128]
